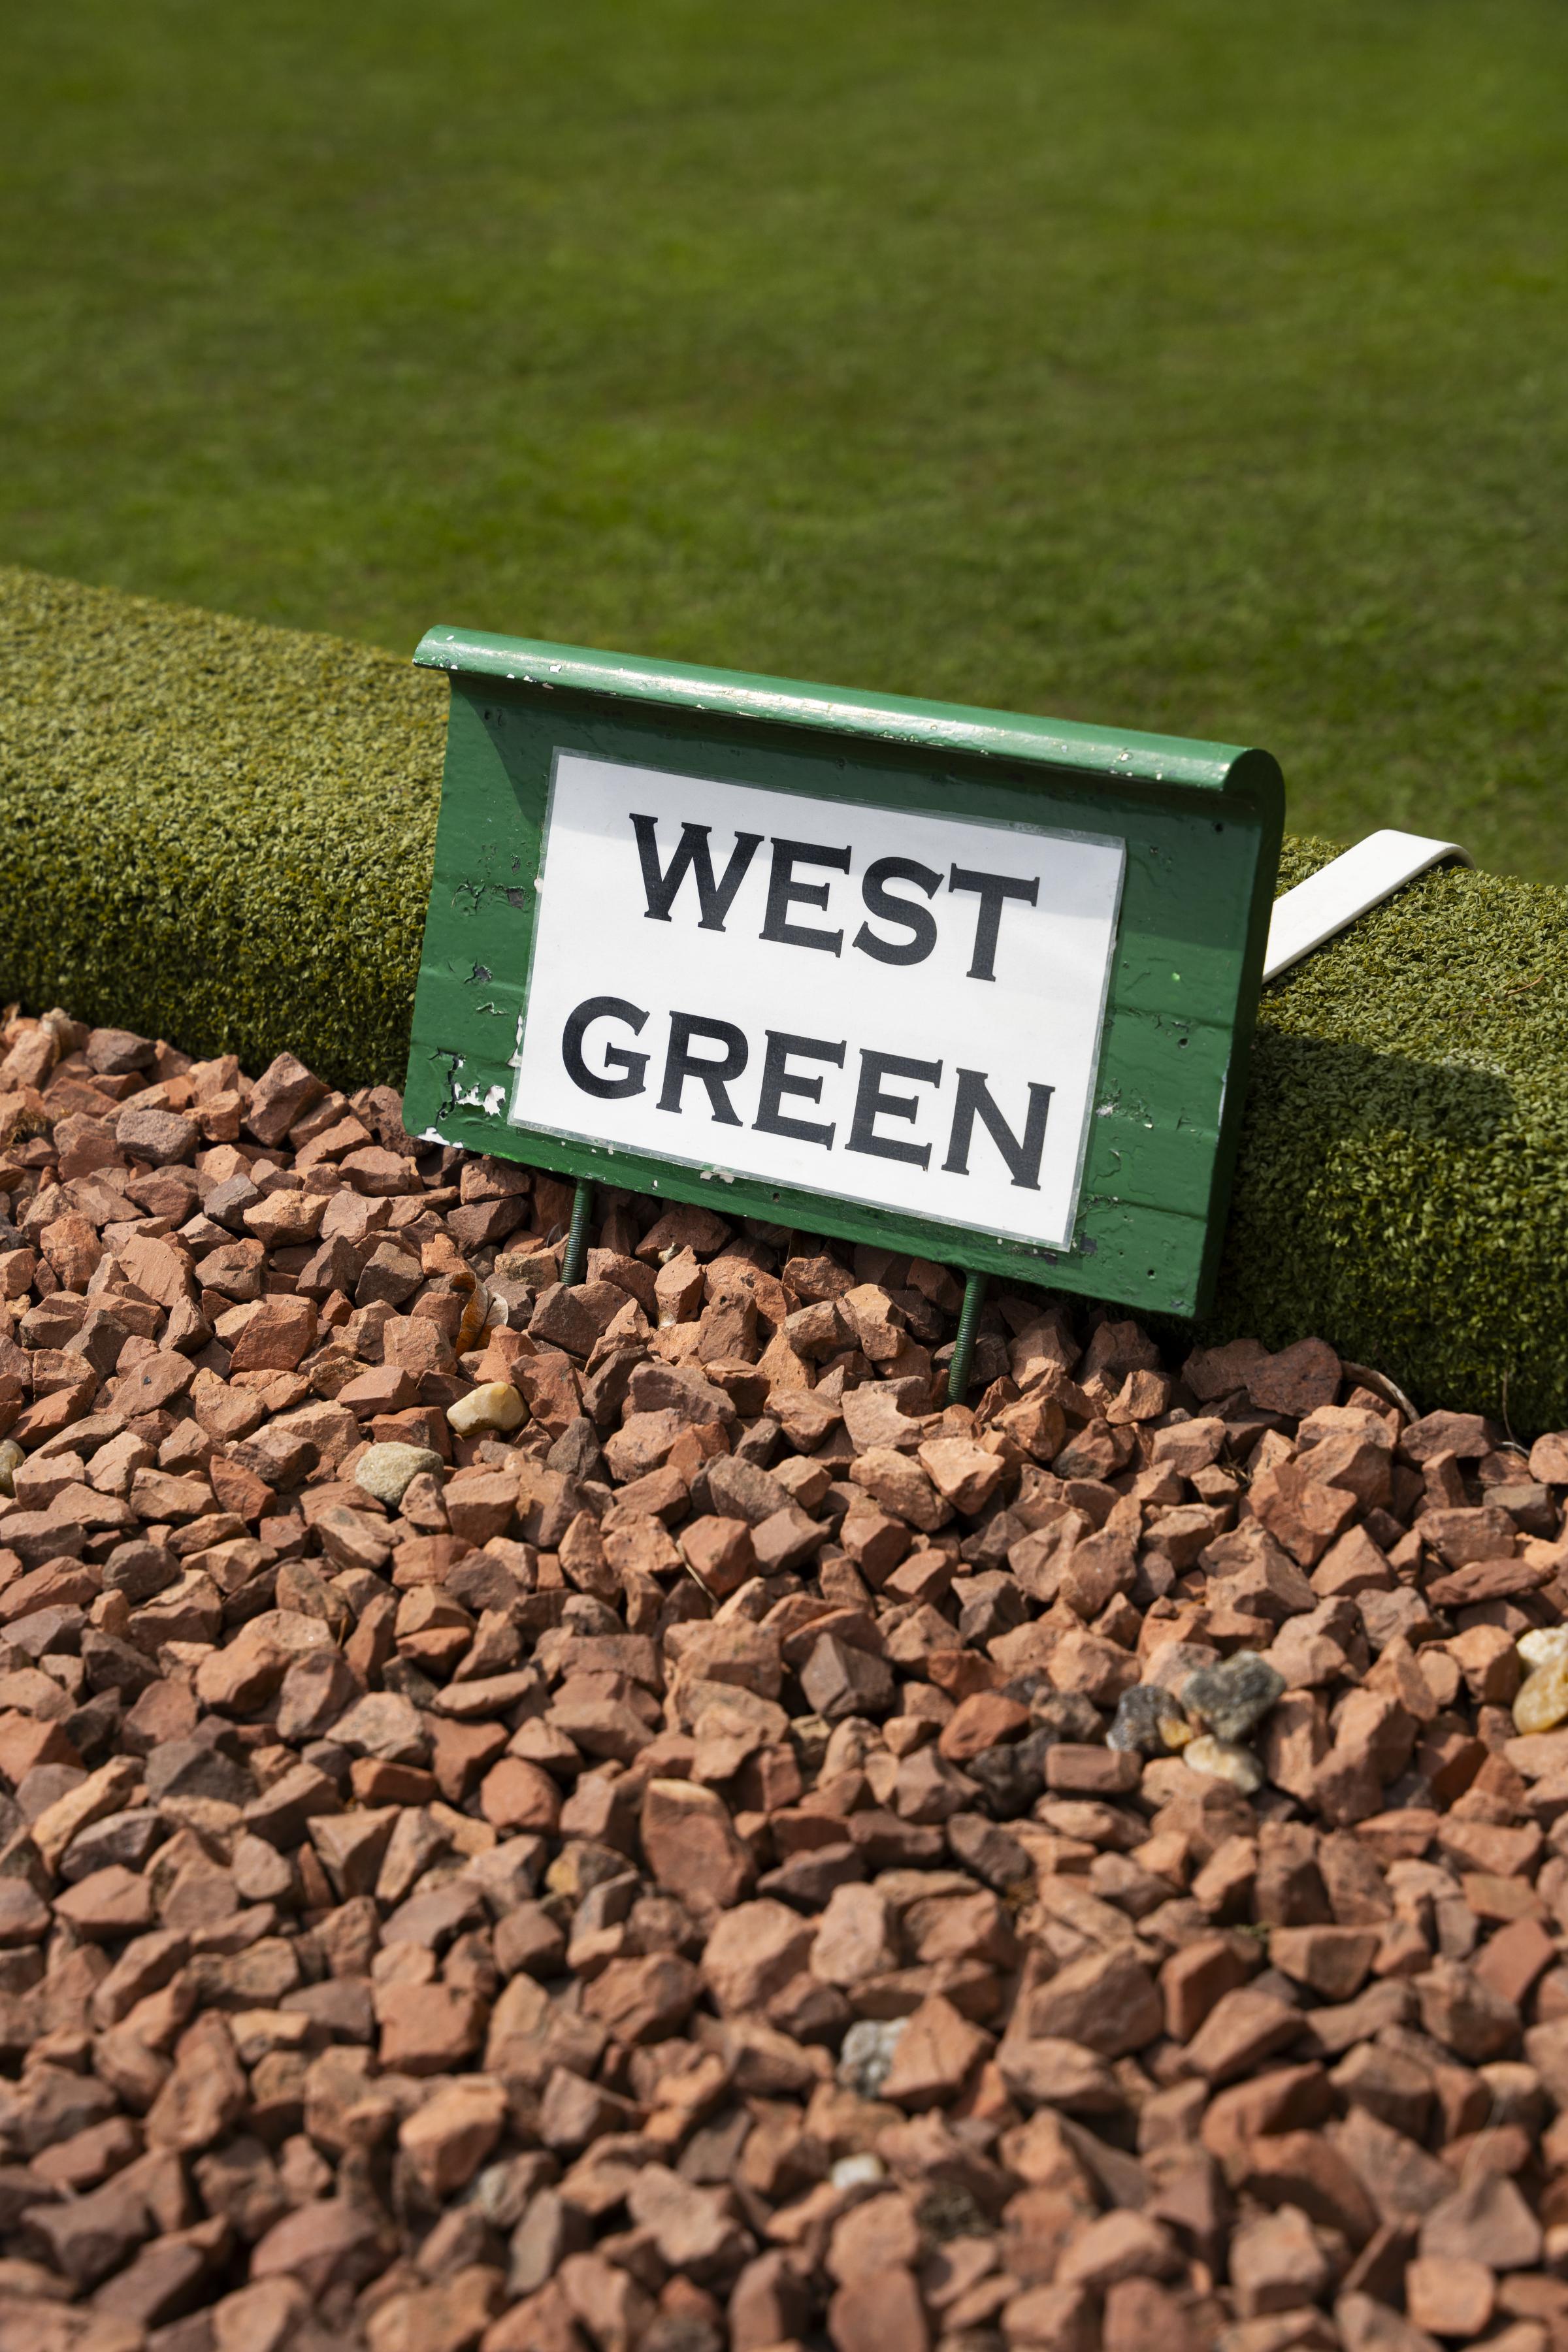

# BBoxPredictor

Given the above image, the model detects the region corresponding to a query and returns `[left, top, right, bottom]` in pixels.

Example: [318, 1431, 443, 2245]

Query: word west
[512, 753, 1124, 1249]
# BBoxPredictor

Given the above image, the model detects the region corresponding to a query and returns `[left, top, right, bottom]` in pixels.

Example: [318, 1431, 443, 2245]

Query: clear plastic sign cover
[513, 752, 1124, 1252]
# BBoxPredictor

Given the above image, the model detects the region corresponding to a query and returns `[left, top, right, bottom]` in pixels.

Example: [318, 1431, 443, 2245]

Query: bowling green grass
[3, 0, 1568, 879]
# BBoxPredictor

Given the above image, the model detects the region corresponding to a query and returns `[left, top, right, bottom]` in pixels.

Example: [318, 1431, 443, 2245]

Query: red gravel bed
[1, 1007, 1567, 2352]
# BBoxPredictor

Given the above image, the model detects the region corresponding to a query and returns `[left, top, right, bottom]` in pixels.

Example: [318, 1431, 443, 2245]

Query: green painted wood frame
[404, 628, 1284, 1318]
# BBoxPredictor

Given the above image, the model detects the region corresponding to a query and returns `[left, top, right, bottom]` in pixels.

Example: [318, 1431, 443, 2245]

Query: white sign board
[510, 753, 1124, 1250]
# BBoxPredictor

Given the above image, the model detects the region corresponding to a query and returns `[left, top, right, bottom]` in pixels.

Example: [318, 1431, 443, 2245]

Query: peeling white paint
[449, 1076, 505, 1116]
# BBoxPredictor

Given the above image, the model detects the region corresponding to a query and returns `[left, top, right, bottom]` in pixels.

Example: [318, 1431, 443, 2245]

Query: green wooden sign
[404, 629, 1283, 1320]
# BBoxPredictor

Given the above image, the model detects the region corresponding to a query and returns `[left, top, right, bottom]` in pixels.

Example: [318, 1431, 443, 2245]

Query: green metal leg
[947, 1268, 988, 1406]
[559, 1178, 595, 1288]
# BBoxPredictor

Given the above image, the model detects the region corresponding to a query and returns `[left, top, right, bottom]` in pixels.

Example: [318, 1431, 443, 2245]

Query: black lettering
[562, 996, 649, 1100]
[942, 1068, 1053, 1188]
[762, 837, 852, 955]
[947, 864, 1040, 981]
[852, 856, 941, 966]
[846, 1049, 943, 1169]
[754, 1031, 845, 1150]
[657, 1011, 749, 1126]
[630, 815, 762, 930]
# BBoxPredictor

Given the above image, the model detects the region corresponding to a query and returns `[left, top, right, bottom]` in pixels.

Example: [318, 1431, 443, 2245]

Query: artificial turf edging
[3, 563, 1565, 1426]
[0, 563, 446, 1092]
[1211, 833, 1568, 1433]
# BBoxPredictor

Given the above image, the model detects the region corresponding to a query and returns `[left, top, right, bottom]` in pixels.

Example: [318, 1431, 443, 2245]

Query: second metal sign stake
[557, 1171, 987, 1410]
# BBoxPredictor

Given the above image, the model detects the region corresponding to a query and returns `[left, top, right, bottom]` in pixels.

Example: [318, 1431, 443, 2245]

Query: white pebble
[830, 2153, 887, 2190]
[447, 1382, 525, 1436]
[355, 1441, 442, 1506]
[1184, 1733, 1264, 1794]
[838, 2017, 906, 2097]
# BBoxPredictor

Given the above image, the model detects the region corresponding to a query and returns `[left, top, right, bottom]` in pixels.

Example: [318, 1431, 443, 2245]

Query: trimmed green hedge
[0, 564, 446, 1088]
[1211, 836, 1568, 1431]
[3, 564, 1566, 1426]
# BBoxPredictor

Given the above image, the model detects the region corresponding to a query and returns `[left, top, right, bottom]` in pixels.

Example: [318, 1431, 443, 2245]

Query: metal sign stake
[947, 1267, 988, 1407]
[560, 1177, 595, 1288]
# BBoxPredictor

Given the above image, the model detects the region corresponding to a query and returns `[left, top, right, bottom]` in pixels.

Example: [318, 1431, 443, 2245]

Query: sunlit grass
[3, 0, 1566, 875]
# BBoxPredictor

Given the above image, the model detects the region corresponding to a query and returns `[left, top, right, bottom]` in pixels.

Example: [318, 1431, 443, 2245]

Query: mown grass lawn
[3, 0, 1566, 877]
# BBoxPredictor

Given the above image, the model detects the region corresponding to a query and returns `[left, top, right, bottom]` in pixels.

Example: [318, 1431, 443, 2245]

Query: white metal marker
[1263, 828, 1472, 984]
